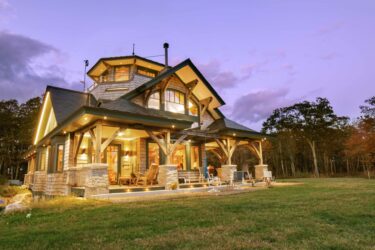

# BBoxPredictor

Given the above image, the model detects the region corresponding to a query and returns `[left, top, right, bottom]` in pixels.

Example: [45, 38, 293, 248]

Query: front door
[106, 144, 121, 185]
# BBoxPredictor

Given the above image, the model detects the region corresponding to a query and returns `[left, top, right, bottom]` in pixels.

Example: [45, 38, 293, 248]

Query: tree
[0, 97, 41, 179]
[263, 97, 348, 177]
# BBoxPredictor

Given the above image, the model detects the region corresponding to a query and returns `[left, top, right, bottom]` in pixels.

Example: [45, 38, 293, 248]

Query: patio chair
[207, 172, 221, 186]
[242, 164, 255, 186]
[136, 164, 159, 186]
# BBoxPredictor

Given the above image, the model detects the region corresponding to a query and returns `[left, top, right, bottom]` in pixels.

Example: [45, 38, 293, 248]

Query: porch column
[215, 138, 240, 183]
[95, 123, 102, 163]
[247, 140, 268, 180]
[146, 130, 187, 189]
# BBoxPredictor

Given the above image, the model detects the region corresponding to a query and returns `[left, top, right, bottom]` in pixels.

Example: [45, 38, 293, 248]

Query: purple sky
[0, 0, 374, 130]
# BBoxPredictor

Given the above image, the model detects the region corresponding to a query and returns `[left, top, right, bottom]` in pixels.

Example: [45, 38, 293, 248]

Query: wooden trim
[100, 127, 120, 153]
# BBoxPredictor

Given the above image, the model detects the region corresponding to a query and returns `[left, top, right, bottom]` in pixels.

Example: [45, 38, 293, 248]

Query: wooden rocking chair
[136, 164, 159, 186]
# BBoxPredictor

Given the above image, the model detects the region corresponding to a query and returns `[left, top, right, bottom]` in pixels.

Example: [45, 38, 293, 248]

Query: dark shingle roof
[207, 118, 257, 133]
[47, 86, 96, 124]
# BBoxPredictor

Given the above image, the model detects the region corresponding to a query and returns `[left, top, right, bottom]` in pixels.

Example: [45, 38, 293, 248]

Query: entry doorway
[105, 144, 121, 185]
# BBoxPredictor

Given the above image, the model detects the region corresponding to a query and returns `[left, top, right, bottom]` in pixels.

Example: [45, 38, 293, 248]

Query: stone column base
[221, 165, 237, 183]
[255, 164, 268, 180]
[158, 165, 178, 190]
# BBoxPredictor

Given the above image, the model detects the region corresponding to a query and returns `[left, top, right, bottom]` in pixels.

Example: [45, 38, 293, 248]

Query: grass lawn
[1, 178, 374, 250]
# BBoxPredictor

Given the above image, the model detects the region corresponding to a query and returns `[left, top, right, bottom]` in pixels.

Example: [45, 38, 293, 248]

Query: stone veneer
[66, 163, 109, 197]
[221, 165, 237, 183]
[44, 173, 68, 196]
[32, 171, 47, 192]
[158, 165, 179, 190]
[255, 164, 268, 180]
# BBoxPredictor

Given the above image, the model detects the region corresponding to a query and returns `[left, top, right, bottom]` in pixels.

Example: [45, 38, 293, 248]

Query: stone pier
[221, 165, 237, 183]
[255, 164, 268, 180]
[158, 164, 178, 190]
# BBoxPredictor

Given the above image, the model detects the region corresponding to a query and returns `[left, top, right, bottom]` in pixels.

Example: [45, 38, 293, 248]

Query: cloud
[0, 31, 69, 101]
[197, 59, 266, 89]
[229, 88, 295, 123]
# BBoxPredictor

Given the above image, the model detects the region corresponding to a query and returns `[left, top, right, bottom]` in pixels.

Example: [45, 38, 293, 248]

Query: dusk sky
[0, 0, 374, 130]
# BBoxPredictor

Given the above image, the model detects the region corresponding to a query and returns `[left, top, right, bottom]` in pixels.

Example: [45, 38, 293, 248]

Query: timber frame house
[24, 44, 268, 197]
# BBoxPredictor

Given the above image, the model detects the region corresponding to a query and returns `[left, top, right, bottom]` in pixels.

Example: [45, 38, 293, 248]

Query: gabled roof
[121, 59, 225, 105]
[207, 118, 263, 139]
[208, 118, 256, 132]
[47, 85, 96, 124]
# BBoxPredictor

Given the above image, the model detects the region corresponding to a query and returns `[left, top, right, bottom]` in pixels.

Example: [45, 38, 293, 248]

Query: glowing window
[165, 90, 185, 114]
[148, 92, 160, 110]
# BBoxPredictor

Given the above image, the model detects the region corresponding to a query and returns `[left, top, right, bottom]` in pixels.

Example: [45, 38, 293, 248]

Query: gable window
[165, 89, 185, 114]
[137, 66, 157, 78]
[148, 92, 160, 110]
[188, 99, 198, 116]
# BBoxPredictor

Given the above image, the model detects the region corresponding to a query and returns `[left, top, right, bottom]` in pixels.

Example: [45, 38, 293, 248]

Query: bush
[0, 175, 8, 185]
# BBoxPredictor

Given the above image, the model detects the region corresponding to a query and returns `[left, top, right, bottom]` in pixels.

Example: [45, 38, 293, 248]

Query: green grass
[1, 178, 375, 250]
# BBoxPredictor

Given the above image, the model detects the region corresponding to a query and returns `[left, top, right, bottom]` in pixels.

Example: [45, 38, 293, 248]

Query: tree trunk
[290, 156, 296, 177]
[278, 142, 285, 176]
[346, 159, 350, 175]
[307, 139, 319, 177]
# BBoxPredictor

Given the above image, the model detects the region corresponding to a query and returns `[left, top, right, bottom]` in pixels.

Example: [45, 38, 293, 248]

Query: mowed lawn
[1, 178, 374, 250]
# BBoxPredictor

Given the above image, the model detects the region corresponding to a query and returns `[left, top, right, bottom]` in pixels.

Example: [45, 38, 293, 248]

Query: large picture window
[38, 147, 48, 171]
[148, 92, 160, 110]
[165, 89, 185, 114]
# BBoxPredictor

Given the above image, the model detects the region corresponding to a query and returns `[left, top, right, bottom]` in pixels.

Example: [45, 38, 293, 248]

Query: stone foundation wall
[32, 171, 47, 192]
[44, 173, 68, 196]
[66, 164, 109, 197]
[158, 165, 178, 190]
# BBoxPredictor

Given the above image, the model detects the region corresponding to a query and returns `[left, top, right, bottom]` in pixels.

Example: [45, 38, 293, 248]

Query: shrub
[0, 175, 8, 185]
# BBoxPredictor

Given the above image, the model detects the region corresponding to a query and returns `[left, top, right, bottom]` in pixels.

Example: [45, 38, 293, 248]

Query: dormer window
[137, 66, 157, 78]
[165, 89, 185, 114]
[148, 91, 160, 110]
[114, 66, 130, 81]
[100, 66, 130, 83]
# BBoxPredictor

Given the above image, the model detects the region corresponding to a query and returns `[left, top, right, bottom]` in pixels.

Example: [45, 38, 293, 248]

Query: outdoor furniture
[242, 164, 255, 185]
[207, 172, 221, 186]
[136, 164, 159, 186]
[178, 170, 201, 183]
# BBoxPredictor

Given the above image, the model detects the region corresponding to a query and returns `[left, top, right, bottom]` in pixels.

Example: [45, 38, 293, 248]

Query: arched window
[188, 99, 198, 116]
[147, 91, 160, 110]
[165, 89, 185, 114]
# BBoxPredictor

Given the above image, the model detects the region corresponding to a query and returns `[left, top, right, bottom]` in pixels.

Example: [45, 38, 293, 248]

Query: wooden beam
[215, 139, 229, 158]
[73, 132, 84, 164]
[95, 123, 102, 163]
[169, 134, 188, 155]
[146, 130, 168, 156]
[100, 127, 120, 153]
[200, 96, 213, 119]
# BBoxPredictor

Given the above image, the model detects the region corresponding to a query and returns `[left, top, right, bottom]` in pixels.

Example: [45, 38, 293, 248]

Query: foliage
[0, 175, 8, 185]
[0, 97, 41, 179]
[0, 178, 374, 249]
[263, 97, 349, 177]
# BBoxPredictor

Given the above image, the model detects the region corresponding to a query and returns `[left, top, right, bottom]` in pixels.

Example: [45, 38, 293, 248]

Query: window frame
[147, 91, 161, 110]
[164, 89, 186, 114]
[55, 144, 65, 173]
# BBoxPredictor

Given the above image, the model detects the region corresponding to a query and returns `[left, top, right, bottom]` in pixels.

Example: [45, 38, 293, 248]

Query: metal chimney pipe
[163, 42, 169, 68]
